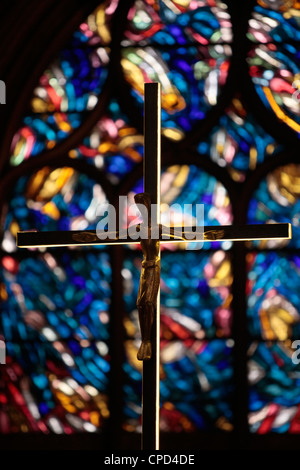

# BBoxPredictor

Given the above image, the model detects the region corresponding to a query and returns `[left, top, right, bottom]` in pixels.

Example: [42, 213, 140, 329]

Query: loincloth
[137, 259, 161, 307]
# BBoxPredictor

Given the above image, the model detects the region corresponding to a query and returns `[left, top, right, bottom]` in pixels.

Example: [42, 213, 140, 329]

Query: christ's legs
[137, 301, 154, 361]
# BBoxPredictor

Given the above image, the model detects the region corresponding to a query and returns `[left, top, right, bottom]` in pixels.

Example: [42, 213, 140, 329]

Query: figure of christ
[71, 192, 225, 361]
[133, 193, 224, 361]
[134, 193, 160, 361]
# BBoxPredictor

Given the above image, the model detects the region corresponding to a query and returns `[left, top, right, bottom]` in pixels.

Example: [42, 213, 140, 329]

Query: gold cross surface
[16, 83, 292, 450]
[16, 223, 291, 248]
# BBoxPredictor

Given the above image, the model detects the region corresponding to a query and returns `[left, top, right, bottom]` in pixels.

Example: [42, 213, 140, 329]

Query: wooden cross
[17, 83, 291, 450]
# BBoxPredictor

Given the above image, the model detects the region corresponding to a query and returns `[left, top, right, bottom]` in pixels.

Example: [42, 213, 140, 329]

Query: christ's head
[134, 192, 151, 210]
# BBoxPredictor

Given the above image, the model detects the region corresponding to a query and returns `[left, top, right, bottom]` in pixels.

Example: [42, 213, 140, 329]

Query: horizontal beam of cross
[17, 223, 291, 248]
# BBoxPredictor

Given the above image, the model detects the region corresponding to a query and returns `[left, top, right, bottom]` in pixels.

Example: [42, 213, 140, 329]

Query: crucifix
[17, 83, 292, 450]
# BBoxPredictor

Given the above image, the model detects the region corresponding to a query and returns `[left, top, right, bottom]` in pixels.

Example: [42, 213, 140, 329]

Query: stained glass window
[246, 252, 300, 340]
[247, 164, 300, 249]
[10, 44, 110, 166]
[244, 0, 300, 437]
[122, 166, 233, 433]
[247, 1, 300, 136]
[1, 0, 300, 450]
[1, 170, 111, 433]
[130, 164, 233, 251]
[123, 251, 234, 432]
[197, 97, 283, 181]
[246, 162, 300, 433]
[124, 338, 234, 433]
[121, 0, 232, 137]
[71, 100, 143, 183]
[248, 342, 300, 433]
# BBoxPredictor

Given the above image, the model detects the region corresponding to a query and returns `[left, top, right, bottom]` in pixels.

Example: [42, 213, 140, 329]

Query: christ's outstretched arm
[160, 225, 225, 242]
[71, 230, 132, 244]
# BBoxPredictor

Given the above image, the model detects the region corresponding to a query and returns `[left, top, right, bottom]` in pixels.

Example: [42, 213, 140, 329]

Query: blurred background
[0, 0, 300, 450]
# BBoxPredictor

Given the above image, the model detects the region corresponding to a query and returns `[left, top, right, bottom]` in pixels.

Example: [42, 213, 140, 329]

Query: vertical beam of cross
[142, 82, 161, 450]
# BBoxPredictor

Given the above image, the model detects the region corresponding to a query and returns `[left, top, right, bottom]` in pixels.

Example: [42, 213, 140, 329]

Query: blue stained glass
[247, 164, 300, 249]
[0, 166, 112, 433]
[197, 98, 282, 178]
[123, 339, 234, 432]
[4, 0, 300, 442]
[10, 114, 83, 166]
[3, 169, 107, 242]
[123, 251, 232, 340]
[0, 249, 112, 434]
[48, 42, 108, 109]
[120, 2, 232, 136]
[129, 165, 233, 251]
[248, 3, 300, 43]
[247, 252, 300, 340]
[124, 1, 232, 45]
[10, 38, 109, 165]
[248, 342, 300, 433]
[248, 44, 300, 136]
[1, 252, 111, 343]
[74, 100, 143, 183]
[0, 340, 110, 433]
[123, 44, 231, 135]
